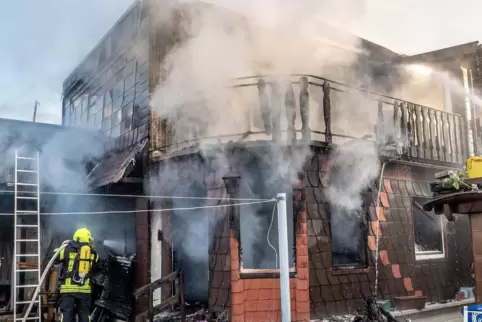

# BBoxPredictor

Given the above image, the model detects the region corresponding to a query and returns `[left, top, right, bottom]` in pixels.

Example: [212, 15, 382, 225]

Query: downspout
[374, 161, 388, 299]
[469, 68, 479, 155]
[461, 66, 475, 156]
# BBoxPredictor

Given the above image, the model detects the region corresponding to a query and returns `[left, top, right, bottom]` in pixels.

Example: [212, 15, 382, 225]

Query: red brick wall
[230, 200, 310, 322]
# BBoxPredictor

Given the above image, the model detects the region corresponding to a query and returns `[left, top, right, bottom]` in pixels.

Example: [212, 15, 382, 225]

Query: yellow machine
[466, 156, 482, 178]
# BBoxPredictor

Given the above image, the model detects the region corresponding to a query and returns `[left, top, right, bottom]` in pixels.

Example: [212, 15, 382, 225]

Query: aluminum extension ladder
[12, 150, 42, 322]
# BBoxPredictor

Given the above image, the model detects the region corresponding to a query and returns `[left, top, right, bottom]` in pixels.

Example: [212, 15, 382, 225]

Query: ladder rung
[16, 211, 38, 213]
[15, 317, 40, 321]
[16, 183, 38, 186]
[16, 197, 38, 200]
[17, 269, 39, 272]
[16, 300, 40, 305]
[16, 254, 39, 257]
[17, 225, 39, 228]
[16, 239, 39, 242]
[17, 157, 36, 160]
[16, 284, 38, 288]
[16, 170, 37, 173]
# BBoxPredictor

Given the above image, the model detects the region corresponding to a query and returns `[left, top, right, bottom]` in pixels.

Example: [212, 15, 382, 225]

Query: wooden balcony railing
[133, 270, 186, 322]
[151, 75, 468, 166]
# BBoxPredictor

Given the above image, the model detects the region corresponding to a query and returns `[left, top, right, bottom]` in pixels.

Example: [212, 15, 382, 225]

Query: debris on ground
[91, 252, 135, 322]
[316, 298, 399, 322]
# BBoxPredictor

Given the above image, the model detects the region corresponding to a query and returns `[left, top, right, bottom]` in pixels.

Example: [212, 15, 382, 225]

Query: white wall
[150, 209, 162, 306]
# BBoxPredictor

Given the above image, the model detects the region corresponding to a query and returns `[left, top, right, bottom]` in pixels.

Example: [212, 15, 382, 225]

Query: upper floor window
[412, 197, 445, 260]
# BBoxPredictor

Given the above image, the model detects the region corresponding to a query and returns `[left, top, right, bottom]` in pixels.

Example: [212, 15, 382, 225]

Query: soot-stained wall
[306, 150, 473, 318]
[151, 147, 311, 319]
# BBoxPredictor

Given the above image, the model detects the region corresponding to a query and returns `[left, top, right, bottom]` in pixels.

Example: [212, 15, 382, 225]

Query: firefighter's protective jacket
[54, 241, 99, 294]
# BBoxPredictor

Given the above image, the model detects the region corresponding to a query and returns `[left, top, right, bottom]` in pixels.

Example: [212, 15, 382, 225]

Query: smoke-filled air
[147, 0, 387, 301]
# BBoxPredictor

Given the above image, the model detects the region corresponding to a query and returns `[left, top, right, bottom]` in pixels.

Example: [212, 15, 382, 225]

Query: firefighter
[54, 228, 99, 322]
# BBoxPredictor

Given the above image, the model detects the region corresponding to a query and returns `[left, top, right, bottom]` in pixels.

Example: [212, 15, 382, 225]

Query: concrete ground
[395, 305, 464, 322]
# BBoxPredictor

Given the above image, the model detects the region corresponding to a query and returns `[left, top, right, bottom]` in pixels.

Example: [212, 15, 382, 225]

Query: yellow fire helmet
[73, 228, 93, 244]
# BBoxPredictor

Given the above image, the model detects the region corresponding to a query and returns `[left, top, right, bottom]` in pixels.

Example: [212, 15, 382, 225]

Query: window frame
[412, 197, 446, 261]
[329, 203, 369, 271]
[236, 157, 297, 278]
[238, 192, 297, 276]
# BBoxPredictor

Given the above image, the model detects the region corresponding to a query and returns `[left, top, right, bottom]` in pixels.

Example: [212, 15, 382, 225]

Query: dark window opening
[412, 197, 444, 259]
[171, 180, 209, 304]
[238, 156, 295, 271]
[330, 204, 368, 269]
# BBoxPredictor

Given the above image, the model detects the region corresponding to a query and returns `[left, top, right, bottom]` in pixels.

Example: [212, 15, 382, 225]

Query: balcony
[150, 75, 467, 166]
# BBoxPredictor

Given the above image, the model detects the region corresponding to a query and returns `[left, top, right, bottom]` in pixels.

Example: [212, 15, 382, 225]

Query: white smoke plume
[146, 0, 388, 301]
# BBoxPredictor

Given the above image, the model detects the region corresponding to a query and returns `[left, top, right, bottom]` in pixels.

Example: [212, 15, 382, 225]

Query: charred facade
[57, 0, 482, 320]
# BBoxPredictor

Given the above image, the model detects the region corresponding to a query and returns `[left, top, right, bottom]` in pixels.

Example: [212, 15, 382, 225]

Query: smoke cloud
[147, 0, 390, 301]
[0, 123, 137, 258]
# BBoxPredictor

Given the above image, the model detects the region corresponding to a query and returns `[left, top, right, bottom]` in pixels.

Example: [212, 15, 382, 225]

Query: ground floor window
[330, 204, 368, 269]
[238, 157, 295, 273]
[412, 197, 445, 260]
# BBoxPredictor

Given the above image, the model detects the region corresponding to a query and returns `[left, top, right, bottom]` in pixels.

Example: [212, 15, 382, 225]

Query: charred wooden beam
[299, 76, 311, 141]
[285, 82, 296, 145]
[271, 82, 282, 142]
[376, 99, 385, 147]
[134, 270, 179, 298]
[322, 81, 332, 144]
[178, 270, 186, 322]
[399, 102, 407, 156]
[257, 79, 272, 135]
[135, 295, 179, 322]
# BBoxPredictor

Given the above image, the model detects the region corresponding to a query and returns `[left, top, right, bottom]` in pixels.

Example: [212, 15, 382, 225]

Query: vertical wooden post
[299, 77, 311, 142]
[322, 81, 332, 144]
[285, 83, 296, 145]
[257, 79, 272, 135]
[179, 270, 186, 322]
[271, 82, 282, 142]
[148, 285, 153, 322]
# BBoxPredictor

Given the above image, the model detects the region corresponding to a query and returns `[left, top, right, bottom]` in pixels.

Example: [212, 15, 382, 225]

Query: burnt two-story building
[60, 0, 482, 320]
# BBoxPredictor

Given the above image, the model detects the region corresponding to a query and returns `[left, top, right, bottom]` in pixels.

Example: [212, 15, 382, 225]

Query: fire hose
[21, 243, 68, 322]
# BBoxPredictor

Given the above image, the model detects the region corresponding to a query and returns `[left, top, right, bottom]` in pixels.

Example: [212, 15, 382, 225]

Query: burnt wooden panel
[62, 2, 150, 153]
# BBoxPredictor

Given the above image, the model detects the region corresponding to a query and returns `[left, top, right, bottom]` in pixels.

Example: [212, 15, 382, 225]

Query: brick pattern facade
[143, 149, 473, 320]
[150, 153, 311, 320]
[206, 167, 231, 314]
[306, 152, 473, 319]
[229, 183, 310, 322]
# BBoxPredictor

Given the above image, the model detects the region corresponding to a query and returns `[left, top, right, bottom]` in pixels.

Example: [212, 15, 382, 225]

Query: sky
[0, 0, 481, 124]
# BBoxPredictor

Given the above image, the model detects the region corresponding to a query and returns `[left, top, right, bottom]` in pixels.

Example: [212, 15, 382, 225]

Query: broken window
[330, 204, 368, 269]
[412, 197, 445, 260]
[238, 157, 295, 272]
